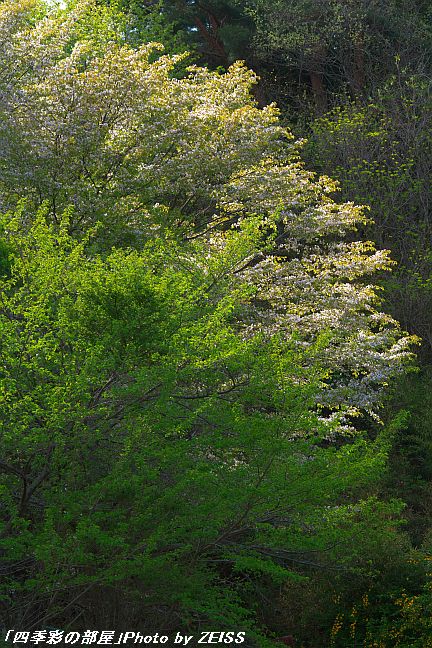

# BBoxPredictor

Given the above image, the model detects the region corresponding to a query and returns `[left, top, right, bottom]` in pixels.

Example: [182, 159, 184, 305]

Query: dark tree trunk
[194, 14, 229, 68]
[352, 37, 366, 96]
[309, 45, 328, 113]
[310, 70, 328, 113]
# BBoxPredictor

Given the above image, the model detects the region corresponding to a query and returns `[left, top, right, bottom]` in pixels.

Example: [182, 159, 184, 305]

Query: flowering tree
[0, 0, 414, 415]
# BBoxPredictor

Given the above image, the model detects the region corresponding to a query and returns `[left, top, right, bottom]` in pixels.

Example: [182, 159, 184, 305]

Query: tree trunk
[310, 71, 327, 113]
[309, 45, 328, 113]
[352, 37, 366, 96]
[194, 14, 229, 68]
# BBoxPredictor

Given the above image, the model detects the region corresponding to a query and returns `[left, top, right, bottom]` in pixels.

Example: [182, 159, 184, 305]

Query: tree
[306, 71, 432, 357]
[99, 0, 253, 67]
[0, 0, 414, 414]
[97, 0, 192, 51]
[136, 1, 431, 115]
[239, 0, 432, 113]
[0, 205, 409, 642]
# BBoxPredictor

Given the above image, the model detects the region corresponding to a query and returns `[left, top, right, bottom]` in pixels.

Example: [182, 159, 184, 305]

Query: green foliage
[101, 0, 192, 53]
[0, 207, 404, 640]
[0, 1, 423, 644]
[326, 565, 432, 647]
[0, 0, 414, 414]
[306, 71, 432, 356]
[380, 371, 432, 546]
[138, 1, 432, 114]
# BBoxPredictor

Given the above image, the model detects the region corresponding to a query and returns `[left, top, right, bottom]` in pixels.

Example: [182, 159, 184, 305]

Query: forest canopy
[0, 1, 430, 647]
